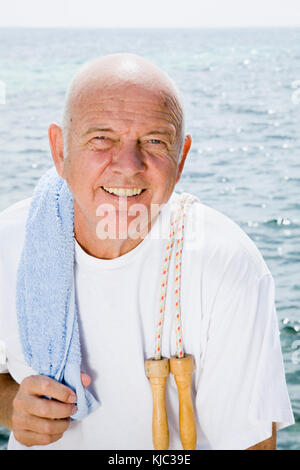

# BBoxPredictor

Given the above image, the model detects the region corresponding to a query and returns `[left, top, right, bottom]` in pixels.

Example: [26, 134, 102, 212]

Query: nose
[109, 141, 146, 178]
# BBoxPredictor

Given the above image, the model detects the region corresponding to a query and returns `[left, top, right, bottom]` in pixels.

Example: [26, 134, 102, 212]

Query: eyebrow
[82, 127, 175, 139]
[144, 130, 174, 139]
[83, 127, 114, 136]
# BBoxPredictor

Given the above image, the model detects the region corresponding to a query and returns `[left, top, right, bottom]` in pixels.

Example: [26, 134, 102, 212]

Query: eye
[141, 138, 169, 153]
[91, 136, 112, 145]
[88, 135, 114, 151]
[148, 139, 163, 144]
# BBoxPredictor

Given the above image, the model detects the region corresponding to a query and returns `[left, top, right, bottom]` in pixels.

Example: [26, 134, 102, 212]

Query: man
[0, 53, 294, 450]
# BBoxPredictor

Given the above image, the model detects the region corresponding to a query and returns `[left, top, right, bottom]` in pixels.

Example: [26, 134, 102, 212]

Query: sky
[0, 0, 299, 28]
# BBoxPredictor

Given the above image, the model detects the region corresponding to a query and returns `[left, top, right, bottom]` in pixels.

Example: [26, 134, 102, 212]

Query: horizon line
[0, 24, 300, 29]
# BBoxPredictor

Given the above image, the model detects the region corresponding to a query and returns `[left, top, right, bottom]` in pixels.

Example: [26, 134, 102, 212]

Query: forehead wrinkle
[77, 102, 176, 117]
[74, 94, 179, 116]
[70, 80, 182, 120]
[81, 110, 177, 125]
[161, 93, 183, 130]
[75, 104, 178, 134]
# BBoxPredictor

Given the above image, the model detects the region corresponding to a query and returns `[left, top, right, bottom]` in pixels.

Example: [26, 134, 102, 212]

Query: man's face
[60, 83, 188, 238]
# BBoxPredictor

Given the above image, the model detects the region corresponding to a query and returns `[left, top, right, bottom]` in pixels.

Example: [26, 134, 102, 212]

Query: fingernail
[71, 405, 78, 415]
[68, 393, 77, 403]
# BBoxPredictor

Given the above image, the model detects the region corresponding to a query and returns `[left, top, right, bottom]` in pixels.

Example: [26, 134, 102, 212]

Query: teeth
[102, 187, 144, 196]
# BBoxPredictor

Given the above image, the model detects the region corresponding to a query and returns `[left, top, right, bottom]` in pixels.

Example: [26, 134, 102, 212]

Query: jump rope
[144, 192, 199, 450]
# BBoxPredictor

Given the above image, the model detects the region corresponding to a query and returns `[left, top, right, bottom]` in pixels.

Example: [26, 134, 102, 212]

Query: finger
[21, 394, 77, 420]
[13, 410, 71, 435]
[21, 375, 77, 404]
[13, 429, 64, 447]
[80, 373, 91, 388]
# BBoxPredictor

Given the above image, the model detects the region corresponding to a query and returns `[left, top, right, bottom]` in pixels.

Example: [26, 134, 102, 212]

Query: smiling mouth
[101, 186, 146, 197]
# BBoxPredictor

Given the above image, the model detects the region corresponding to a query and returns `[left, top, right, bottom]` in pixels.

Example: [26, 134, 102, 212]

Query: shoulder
[173, 192, 271, 280]
[205, 203, 269, 277]
[0, 197, 32, 224]
[0, 197, 32, 263]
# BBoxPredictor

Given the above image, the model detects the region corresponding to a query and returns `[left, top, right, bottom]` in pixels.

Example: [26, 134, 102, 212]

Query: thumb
[80, 372, 91, 388]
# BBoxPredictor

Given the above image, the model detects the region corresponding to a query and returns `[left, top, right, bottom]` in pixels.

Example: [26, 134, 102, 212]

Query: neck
[73, 201, 160, 260]
[75, 230, 144, 260]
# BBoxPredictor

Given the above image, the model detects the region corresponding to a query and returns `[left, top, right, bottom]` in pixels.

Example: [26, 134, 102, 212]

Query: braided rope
[154, 193, 198, 360]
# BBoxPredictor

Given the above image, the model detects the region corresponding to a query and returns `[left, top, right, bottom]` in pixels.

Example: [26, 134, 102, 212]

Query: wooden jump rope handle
[145, 354, 197, 450]
[170, 354, 197, 450]
[145, 357, 170, 450]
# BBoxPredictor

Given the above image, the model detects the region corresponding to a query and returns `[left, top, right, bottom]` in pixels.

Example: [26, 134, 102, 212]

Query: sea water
[0, 27, 299, 450]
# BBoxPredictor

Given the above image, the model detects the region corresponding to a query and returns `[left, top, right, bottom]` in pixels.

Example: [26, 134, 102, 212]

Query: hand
[11, 373, 90, 447]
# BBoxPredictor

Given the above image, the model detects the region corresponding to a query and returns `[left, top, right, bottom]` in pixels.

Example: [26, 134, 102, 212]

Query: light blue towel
[16, 166, 100, 420]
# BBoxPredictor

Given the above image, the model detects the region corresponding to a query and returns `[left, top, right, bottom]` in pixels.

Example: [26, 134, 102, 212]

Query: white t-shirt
[0, 192, 294, 450]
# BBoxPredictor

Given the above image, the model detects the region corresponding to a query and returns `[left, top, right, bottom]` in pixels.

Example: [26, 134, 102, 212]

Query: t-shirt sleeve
[195, 256, 295, 450]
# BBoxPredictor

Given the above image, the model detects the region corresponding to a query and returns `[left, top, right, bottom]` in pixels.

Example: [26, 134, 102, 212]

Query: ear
[175, 134, 191, 184]
[48, 123, 65, 179]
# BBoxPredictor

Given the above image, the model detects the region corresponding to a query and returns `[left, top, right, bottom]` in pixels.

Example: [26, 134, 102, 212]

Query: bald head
[61, 53, 185, 155]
